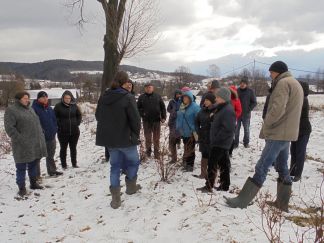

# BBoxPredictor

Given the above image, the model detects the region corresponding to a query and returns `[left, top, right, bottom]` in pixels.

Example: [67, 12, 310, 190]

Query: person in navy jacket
[32, 91, 63, 177]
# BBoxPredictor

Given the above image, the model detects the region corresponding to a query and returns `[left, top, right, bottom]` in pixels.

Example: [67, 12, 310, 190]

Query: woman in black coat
[193, 93, 216, 179]
[54, 91, 82, 169]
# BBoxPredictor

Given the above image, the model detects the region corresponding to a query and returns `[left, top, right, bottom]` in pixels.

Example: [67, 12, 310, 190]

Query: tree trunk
[101, 33, 120, 94]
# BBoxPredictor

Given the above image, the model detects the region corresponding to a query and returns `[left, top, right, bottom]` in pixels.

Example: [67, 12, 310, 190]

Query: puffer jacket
[210, 102, 236, 150]
[54, 91, 82, 135]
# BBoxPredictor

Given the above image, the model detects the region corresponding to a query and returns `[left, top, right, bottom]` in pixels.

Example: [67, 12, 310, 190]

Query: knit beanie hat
[174, 89, 182, 95]
[216, 87, 231, 103]
[269, 61, 288, 74]
[204, 93, 216, 104]
[181, 86, 191, 92]
[210, 80, 220, 89]
[37, 91, 48, 99]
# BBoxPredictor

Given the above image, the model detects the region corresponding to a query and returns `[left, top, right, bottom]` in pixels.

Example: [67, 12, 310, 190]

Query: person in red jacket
[229, 85, 242, 156]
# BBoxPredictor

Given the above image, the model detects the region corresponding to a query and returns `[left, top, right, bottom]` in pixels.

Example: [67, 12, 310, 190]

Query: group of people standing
[95, 69, 259, 208]
[96, 61, 312, 211]
[4, 90, 82, 196]
[4, 60, 312, 213]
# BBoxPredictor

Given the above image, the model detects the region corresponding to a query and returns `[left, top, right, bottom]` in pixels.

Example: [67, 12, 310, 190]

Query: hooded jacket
[260, 71, 303, 141]
[176, 91, 200, 138]
[95, 87, 141, 148]
[32, 100, 57, 141]
[54, 91, 82, 135]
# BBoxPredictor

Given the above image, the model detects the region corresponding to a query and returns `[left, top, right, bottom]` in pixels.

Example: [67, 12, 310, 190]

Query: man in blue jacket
[32, 91, 63, 177]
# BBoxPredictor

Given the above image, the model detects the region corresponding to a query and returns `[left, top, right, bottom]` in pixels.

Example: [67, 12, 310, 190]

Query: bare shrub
[154, 125, 179, 182]
[247, 191, 286, 243]
[0, 130, 11, 158]
[288, 175, 324, 243]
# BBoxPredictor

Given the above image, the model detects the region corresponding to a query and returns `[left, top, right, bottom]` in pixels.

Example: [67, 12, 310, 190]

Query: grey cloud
[207, 0, 324, 48]
[203, 22, 242, 40]
[253, 31, 317, 48]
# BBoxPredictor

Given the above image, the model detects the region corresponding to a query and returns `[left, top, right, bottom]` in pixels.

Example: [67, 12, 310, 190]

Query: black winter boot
[224, 177, 260, 209]
[30, 177, 44, 190]
[18, 185, 27, 197]
[110, 186, 121, 209]
[125, 176, 142, 195]
[267, 179, 292, 212]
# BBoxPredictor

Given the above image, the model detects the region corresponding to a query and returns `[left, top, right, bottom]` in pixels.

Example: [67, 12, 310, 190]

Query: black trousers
[182, 136, 196, 168]
[290, 134, 310, 178]
[206, 147, 231, 190]
[58, 131, 80, 167]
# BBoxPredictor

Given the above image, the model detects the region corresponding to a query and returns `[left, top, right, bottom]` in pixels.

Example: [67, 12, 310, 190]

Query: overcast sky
[1, 0, 324, 75]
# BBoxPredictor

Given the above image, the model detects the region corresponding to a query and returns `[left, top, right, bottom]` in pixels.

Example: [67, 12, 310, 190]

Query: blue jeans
[252, 140, 291, 186]
[235, 115, 251, 146]
[108, 146, 140, 187]
[290, 134, 310, 178]
[15, 160, 38, 187]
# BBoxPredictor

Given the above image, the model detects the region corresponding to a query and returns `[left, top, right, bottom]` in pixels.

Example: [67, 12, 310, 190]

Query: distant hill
[0, 59, 205, 82]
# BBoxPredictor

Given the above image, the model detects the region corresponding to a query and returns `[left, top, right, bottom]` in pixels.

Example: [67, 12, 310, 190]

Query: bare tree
[66, 0, 159, 94]
[207, 64, 220, 78]
[0, 75, 25, 107]
[315, 68, 324, 92]
[174, 66, 193, 86]
[240, 68, 252, 79]
[251, 69, 270, 96]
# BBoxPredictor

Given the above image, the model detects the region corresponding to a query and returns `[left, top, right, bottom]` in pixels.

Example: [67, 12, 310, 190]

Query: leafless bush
[139, 127, 146, 163]
[154, 125, 179, 182]
[192, 183, 216, 208]
[0, 130, 11, 158]
[247, 191, 286, 243]
[247, 177, 324, 243]
[288, 175, 324, 243]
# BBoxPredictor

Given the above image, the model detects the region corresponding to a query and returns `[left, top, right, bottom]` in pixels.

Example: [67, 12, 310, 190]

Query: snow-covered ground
[0, 96, 323, 243]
